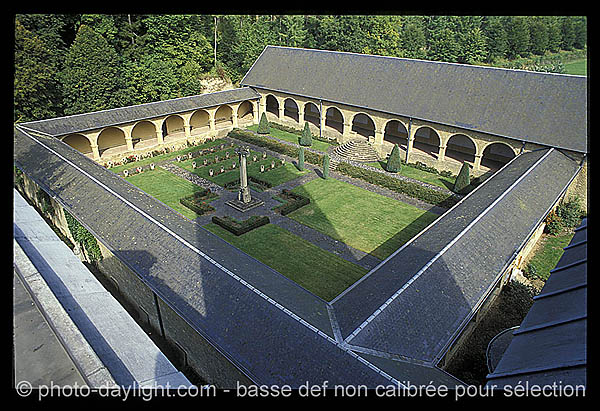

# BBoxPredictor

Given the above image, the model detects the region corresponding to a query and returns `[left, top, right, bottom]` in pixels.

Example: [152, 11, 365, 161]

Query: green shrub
[179, 189, 217, 216]
[298, 146, 305, 170]
[299, 122, 312, 146]
[257, 112, 270, 134]
[323, 154, 330, 179]
[453, 162, 471, 193]
[335, 162, 458, 208]
[544, 210, 564, 235]
[228, 129, 324, 166]
[386, 144, 402, 173]
[64, 211, 103, 263]
[274, 189, 311, 215]
[211, 215, 270, 236]
[556, 196, 584, 228]
[523, 263, 539, 280]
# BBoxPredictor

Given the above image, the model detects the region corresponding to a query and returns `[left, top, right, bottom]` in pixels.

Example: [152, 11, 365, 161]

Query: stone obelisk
[236, 146, 252, 203]
[225, 145, 264, 212]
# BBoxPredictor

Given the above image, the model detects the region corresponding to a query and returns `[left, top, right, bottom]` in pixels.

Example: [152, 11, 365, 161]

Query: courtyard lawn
[289, 178, 439, 260]
[246, 124, 335, 153]
[366, 160, 456, 190]
[203, 223, 368, 302]
[126, 167, 214, 220]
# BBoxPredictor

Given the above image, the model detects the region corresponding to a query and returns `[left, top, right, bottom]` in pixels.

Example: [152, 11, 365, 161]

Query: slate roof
[13, 125, 463, 388]
[332, 147, 582, 365]
[486, 218, 587, 389]
[19, 87, 260, 137]
[241, 46, 587, 153]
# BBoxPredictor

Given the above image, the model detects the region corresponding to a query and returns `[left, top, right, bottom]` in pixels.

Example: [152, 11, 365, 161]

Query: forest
[14, 15, 587, 123]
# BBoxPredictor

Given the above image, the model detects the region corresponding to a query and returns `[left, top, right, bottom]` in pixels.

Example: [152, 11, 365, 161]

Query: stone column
[474, 153, 483, 172]
[90, 143, 100, 161]
[232, 111, 238, 128]
[298, 106, 305, 126]
[405, 126, 416, 164]
[236, 146, 251, 203]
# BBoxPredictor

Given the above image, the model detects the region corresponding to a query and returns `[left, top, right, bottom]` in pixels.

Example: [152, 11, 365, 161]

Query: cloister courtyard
[111, 124, 455, 302]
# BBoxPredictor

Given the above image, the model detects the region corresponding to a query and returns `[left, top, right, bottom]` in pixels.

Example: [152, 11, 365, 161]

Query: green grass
[203, 223, 368, 301]
[527, 232, 575, 281]
[366, 160, 456, 190]
[288, 178, 439, 260]
[564, 59, 587, 76]
[246, 124, 335, 153]
[125, 168, 215, 220]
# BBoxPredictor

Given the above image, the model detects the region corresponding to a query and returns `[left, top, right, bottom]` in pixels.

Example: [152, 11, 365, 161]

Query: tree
[482, 16, 508, 62]
[322, 154, 330, 179]
[257, 112, 270, 134]
[300, 122, 312, 146]
[454, 162, 471, 193]
[297, 147, 305, 171]
[386, 144, 402, 173]
[59, 24, 122, 115]
[505, 16, 530, 59]
[14, 20, 62, 121]
[529, 17, 549, 55]
[402, 17, 427, 59]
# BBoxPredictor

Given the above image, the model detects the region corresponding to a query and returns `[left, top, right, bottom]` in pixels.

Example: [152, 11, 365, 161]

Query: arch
[383, 120, 408, 148]
[237, 100, 254, 125]
[283, 98, 299, 122]
[446, 133, 477, 164]
[413, 126, 441, 158]
[214, 104, 233, 129]
[304, 102, 320, 127]
[62, 133, 92, 155]
[325, 106, 344, 134]
[481, 142, 517, 170]
[352, 112, 375, 139]
[131, 120, 158, 149]
[265, 94, 279, 117]
[97, 127, 127, 158]
[162, 114, 185, 139]
[190, 109, 210, 134]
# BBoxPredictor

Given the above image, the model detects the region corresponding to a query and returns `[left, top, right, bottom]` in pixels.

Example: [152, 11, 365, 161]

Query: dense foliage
[385, 144, 402, 173]
[14, 14, 586, 122]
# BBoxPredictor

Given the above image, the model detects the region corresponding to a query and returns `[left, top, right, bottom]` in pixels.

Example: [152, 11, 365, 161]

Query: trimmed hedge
[228, 128, 324, 166]
[274, 189, 311, 215]
[211, 215, 270, 236]
[179, 188, 217, 215]
[335, 162, 459, 209]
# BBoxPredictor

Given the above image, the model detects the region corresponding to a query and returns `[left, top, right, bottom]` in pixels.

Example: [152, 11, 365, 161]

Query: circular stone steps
[332, 140, 380, 163]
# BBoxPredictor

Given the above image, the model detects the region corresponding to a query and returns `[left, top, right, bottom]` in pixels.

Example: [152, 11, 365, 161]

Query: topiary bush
[386, 144, 402, 173]
[297, 146, 305, 171]
[323, 154, 330, 179]
[257, 112, 270, 134]
[299, 122, 312, 146]
[453, 162, 471, 193]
